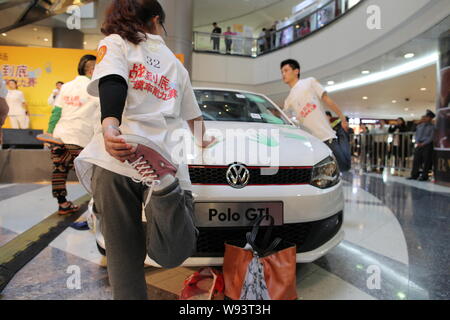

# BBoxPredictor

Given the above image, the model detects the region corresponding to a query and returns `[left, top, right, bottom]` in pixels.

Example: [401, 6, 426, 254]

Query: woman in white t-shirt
[74, 0, 215, 300]
[6, 80, 29, 129]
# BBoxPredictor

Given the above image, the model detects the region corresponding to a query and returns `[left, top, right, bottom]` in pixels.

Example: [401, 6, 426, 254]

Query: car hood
[186, 121, 332, 167]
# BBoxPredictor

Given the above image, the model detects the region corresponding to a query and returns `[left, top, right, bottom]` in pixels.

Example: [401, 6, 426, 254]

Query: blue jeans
[325, 138, 351, 172]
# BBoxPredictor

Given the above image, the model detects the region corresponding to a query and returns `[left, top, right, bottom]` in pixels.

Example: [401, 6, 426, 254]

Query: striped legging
[50, 144, 83, 198]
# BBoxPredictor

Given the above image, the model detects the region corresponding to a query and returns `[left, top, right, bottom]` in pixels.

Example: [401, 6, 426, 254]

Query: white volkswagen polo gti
[90, 88, 345, 266]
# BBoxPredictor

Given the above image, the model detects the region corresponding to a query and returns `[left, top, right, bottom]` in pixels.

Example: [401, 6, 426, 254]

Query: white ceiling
[0, 24, 53, 48]
[266, 14, 450, 120]
[329, 64, 437, 120]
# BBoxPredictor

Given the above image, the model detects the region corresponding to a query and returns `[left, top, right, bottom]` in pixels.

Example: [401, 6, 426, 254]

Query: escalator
[0, 0, 95, 33]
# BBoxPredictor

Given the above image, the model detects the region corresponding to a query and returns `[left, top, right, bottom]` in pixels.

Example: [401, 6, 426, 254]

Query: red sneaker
[120, 134, 178, 205]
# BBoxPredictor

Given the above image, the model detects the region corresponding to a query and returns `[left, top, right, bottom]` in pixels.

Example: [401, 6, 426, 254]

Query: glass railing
[193, 0, 364, 57]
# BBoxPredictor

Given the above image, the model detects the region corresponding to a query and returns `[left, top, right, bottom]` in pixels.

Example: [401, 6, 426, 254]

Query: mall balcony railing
[350, 132, 420, 175]
[193, 0, 364, 58]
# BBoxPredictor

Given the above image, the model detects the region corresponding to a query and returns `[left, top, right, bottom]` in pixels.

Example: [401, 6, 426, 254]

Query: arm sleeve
[180, 72, 202, 121]
[98, 75, 128, 125]
[87, 35, 129, 97]
[311, 78, 326, 98]
[47, 106, 62, 133]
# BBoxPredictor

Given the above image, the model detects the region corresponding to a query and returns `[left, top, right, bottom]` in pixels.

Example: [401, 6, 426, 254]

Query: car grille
[189, 166, 313, 185]
[193, 212, 343, 257]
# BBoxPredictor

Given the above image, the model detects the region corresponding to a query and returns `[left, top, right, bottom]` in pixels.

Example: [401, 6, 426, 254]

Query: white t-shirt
[53, 76, 100, 148]
[0, 75, 7, 99]
[6, 89, 26, 116]
[283, 77, 336, 141]
[74, 33, 202, 193]
[48, 88, 60, 106]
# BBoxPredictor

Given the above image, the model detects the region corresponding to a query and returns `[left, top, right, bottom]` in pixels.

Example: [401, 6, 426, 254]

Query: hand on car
[198, 136, 218, 149]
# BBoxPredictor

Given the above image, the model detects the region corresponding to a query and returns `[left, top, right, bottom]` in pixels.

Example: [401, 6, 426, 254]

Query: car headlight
[310, 156, 340, 189]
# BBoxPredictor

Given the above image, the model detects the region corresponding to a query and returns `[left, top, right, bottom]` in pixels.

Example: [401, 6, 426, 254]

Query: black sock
[57, 196, 67, 204]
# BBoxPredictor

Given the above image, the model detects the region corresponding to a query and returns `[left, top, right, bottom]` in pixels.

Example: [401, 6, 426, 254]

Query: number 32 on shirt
[146, 56, 161, 69]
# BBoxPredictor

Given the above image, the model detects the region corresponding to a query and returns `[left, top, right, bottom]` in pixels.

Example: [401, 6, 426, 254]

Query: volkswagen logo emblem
[226, 163, 250, 188]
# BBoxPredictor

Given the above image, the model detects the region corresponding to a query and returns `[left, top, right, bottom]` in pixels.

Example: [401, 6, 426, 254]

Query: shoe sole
[58, 208, 79, 215]
[119, 134, 178, 170]
[36, 135, 64, 146]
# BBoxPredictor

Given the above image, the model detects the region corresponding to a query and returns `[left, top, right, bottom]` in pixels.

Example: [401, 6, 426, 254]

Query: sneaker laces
[126, 156, 161, 207]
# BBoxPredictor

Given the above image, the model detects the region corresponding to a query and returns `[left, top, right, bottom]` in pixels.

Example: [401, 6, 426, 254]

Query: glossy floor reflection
[0, 171, 448, 300]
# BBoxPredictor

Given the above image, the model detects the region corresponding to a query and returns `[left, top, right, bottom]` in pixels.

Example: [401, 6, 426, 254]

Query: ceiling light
[361, 70, 370, 74]
[404, 108, 409, 111]
[420, 87, 427, 91]
[326, 53, 438, 93]
[44, 38, 49, 42]
[1, 33, 6, 37]
[327, 81, 335, 85]
[362, 96, 368, 100]
[404, 53, 415, 59]
[33, 28, 38, 31]
[392, 100, 397, 103]
[411, 113, 415, 116]
[83, 41, 87, 45]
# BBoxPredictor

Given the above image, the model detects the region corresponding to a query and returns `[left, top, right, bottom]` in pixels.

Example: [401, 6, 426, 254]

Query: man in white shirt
[0, 75, 9, 146]
[6, 80, 29, 129]
[48, 81, 64, 106]
[280, 59, 350, 171]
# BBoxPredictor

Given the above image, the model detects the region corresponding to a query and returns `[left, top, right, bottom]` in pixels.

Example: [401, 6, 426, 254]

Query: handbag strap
[250, 214, 274, 249]
[246, 214, 281, 256]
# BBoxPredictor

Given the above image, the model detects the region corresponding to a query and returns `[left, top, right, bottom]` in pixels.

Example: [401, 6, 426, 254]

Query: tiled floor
[0, 171, 449, 300]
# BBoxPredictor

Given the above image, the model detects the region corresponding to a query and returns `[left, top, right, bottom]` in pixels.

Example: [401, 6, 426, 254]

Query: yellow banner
[1, 46, 96, 130]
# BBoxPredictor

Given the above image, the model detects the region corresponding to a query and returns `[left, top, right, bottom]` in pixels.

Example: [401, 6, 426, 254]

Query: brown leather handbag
[223, 215, 298, 300]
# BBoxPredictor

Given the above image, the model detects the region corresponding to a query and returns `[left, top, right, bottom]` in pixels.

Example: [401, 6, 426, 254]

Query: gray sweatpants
[91, 165, 198, 300]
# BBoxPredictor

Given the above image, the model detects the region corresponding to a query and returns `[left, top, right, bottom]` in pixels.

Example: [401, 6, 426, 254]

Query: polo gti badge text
[226, 163, 250, 188]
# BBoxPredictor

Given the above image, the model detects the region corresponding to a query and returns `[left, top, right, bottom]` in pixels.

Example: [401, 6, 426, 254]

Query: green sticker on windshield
[261, 113, 284, 124]
[245, 94, 266, 104]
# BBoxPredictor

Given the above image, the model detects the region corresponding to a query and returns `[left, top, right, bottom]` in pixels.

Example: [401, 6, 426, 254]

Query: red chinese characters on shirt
[299, 103, 317, 119]
[63, 96, 82, 107]
[129, 63, 178, 101]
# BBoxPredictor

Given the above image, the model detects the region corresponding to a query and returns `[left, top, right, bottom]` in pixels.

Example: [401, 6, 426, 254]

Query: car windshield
[194, 89, 291, 125]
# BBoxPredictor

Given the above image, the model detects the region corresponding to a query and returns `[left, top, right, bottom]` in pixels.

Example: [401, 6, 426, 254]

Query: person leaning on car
[0, 74, 9, 147]
[280, 59, 350, 172]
